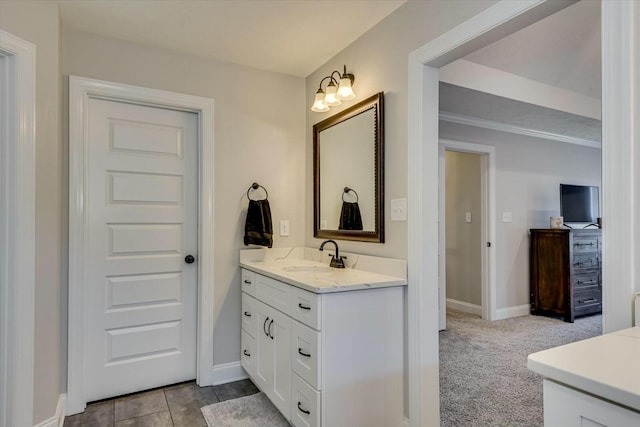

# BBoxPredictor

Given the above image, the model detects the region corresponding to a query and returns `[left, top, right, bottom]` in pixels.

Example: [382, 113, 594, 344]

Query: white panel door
[85, 98, 198, 401]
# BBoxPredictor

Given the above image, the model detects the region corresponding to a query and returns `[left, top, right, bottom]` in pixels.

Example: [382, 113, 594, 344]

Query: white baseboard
[33, 394, 66, 427]
[446, 298, 482, 316]
[211, 361, 248, 386]
[494, 304, 530, 320]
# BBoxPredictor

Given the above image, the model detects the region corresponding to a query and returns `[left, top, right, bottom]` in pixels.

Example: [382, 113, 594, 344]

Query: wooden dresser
[529, 228, 602, 322]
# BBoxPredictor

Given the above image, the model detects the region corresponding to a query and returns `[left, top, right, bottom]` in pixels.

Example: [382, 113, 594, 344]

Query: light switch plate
[279, 220, 290, 236]
[465, 212, 472, 223]
[391, 198, 407, 221]
[502, 212, 513, 223]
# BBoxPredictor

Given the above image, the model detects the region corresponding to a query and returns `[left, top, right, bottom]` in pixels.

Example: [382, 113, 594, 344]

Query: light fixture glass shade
[311, 89, 329, 112]
[323, 80, 341, 106]
[337, 76, 355, 100]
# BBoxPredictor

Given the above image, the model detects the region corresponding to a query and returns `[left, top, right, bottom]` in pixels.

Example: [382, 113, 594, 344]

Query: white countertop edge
[527, 329, 640, 413]
[240, 262, 407, 294]
[527, 356, 640, 412]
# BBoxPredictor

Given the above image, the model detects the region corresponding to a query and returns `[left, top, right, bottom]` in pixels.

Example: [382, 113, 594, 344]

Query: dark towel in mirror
[339, 201, 363, 230]
[244, 199, 273, 247]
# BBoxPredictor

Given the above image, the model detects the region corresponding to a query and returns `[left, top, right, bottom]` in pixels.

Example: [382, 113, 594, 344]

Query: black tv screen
[560, 184, 600, 223]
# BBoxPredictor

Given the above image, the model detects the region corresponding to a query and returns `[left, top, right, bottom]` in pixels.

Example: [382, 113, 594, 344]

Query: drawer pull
[575, 242, 594, 247]
[578, 298, 598, 304]
[243, 349, 251, 357]
[576, 280, 596, 285]
[244, 279, 252, 284]
[297, 402, 311, 415]
[263, 317, 270, 336]
[298, 303, 311, 311]
[298, 348, 311, 358]
[243, 311, 252, 317]
[268, 319, 274, 340]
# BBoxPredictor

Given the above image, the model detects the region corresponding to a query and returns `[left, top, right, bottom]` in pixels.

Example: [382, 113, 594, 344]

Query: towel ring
[247, 182, 269, 200]
[342, 187, 359, 203]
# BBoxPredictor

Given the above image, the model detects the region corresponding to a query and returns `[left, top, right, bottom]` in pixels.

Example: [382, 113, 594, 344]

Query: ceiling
[441, 0, 601, 145]
[58, 0, 406, 77]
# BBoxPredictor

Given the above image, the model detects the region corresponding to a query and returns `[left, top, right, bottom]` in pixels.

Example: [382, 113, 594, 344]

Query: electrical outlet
[502, 212, 513, 223]
[465, 212, 472, 223]
[279, 220, 290, 236]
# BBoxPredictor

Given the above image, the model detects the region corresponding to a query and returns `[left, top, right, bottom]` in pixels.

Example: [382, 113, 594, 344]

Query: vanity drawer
[241, 293, 257, 337]
[255, 273, 291, 315]
[292, 320, 321, 390]
[290, 373, 320, 427]
[240, 329, 255, 376]
[241, 269, 256, 296]
[290, 286, 322, 330]
[573, 288, 601, 315]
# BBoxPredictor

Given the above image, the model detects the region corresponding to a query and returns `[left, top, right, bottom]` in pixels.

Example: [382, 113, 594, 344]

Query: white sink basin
[282, 265, 335, 273]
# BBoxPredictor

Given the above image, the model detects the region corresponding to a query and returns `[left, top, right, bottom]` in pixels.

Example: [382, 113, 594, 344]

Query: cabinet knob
[185, 255, 195, 264]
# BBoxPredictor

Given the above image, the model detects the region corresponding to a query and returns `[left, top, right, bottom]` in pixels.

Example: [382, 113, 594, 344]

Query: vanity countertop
[240, 247, 407, 294]
[527, 327, 640, 412]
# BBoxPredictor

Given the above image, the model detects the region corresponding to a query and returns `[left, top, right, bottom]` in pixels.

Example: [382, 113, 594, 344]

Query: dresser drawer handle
[243, 349, 251, 357]
[575, 242, 594, 247]
[576, 280, 596, 285]
[297, 402, 311, 415]
[243, 279, 252, 284]
[578, 298, 598, 304]
[243, 311, 251, 317]
[298, 303, 311, 311]
[298, 348, 311, 358]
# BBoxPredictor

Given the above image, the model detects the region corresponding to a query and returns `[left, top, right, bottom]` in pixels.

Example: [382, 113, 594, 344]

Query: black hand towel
[244, 199, 273, 248]
[339, 201, 363, 230]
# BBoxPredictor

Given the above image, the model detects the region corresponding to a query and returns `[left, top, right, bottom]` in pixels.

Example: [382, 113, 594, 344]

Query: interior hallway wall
[440, 122, 601, 311]
[445, 151, 482, 307]
[62, 29, 306, 373]
[0, 1, 63, 424]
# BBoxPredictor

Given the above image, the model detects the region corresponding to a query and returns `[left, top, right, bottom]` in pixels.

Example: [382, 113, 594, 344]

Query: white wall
[0, 1, 63, 424]
[62, 29, 306, 370]
[445, 151, 482, 307]
[440, 122, 601, 310]
[305, 0, 499, 257]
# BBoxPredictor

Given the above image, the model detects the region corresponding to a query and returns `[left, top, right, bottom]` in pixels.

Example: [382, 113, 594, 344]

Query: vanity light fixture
[311, 65, 356, 112]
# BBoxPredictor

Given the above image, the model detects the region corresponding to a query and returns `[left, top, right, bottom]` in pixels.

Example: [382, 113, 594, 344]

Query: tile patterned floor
[63, 379, 259, 427]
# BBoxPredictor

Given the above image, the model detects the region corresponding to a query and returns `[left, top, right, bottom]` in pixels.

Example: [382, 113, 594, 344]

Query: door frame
[407, 0, 636, 425]
[438, 140, 496, 328]
[0, 30, 36, 427]
[67, 76, 215, 414]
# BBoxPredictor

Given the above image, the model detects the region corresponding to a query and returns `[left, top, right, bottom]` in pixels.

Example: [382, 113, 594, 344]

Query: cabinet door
[270, 307, 292, 419]
[255, 301, 273, 392]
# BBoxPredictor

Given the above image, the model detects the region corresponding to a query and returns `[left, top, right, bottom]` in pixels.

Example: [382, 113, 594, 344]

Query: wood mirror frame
[313, 92, 384, 243]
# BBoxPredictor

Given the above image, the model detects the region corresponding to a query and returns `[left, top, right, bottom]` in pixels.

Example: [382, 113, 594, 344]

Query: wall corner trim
[211, 361, 249, 386]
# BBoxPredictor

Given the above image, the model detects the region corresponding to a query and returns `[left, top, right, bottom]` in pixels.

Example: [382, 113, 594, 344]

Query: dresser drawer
[255, 273, 291, 315]
[572, 235, 599, 254]
[292, 320, 321, 390]
[573, 288, 601, 314]
[290, 373, 320, 427]
[572, 253, 599, 272]
[241, 269, 256, 296]
[572, 273, 599, 290]
[242, 293, 257, 337]
[240, 329, 255, 376]
[290, 286, 322, 330]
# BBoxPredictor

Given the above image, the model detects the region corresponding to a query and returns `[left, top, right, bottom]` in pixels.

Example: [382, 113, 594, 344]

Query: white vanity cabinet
[240, 267, 404, 427]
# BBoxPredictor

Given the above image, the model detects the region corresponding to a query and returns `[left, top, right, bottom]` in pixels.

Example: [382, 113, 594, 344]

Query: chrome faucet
[319, 239, 346, 268]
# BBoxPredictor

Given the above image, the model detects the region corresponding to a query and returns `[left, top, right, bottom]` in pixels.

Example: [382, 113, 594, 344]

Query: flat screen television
[560, 184, 600, 223]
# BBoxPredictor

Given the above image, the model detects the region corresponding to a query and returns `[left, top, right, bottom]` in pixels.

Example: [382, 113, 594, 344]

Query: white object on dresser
[239, 248, 406, 427]
[528, 327, 640, 426]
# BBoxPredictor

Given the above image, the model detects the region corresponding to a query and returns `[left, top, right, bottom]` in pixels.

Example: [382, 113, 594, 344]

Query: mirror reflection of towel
[244, 199, 273, 247]
[339, 201, 363, 230]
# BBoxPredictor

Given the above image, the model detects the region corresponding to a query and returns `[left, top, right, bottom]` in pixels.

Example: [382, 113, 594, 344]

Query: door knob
[185, 255, 195, 264]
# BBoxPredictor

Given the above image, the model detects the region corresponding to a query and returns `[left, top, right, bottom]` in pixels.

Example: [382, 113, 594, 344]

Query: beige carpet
[201, 392, 290, 427]
[440, 310, 602, 426]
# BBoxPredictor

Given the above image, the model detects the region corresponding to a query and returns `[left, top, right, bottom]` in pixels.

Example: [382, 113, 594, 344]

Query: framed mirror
[313, 92, 384, 243]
